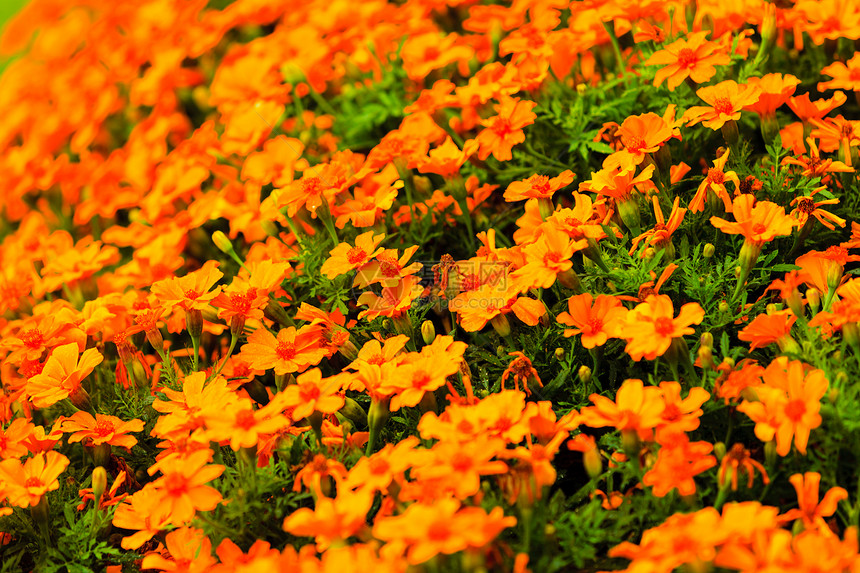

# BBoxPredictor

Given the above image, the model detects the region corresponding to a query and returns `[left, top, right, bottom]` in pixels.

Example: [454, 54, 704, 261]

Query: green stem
[601, 21, 626, 79]
[210, 333, 238, 381]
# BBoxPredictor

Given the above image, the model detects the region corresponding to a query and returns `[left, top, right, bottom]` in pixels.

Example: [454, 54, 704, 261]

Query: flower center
[378, 256, 401, 277]
[677, 48, 697, 68]
[654, 317, 675, 337]
[24, 477, 43, 489]
[624, 135, 647, 153]
[587, 317, 604, 333]
[346, 247, 367, 265]
[369, 457, 390, 475]
[184, 289, 200, 300]
[276, 341, 297, 360]
[235, 410, 257, 430]
[797, 198, 816, 213]
[94, 420, 114, 437]
[707, 168, 725, 184]
[302, 177, 324, 195]
[752, 223, 768, 235]
[713, 97, 734, 116]
[21, 329, 44, 349]
[529, 174, 551, 194]
[784, 399, 806, 421]
[492, 118, 514, 137]
[662, 404, 682, 421]
[230, 292, 253, 315]
[412, 372, 431, 389]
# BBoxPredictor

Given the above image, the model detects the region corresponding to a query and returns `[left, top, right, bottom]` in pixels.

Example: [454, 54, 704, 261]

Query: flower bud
[578, 365, 592, 385]
[212, 231, 235, 255]
[734, 265, 743, 279]
[806, 288, 820, 313]
[91, 443, 111, 468]
[766, 303, 777, 315]
[713, 442, 727, 461]
[621, 429, 640, 460]
[698, 345, 714, 370]
[341, 397, 368, 428]
[703, 243, 715, 259]
[718, 301, 730, 316]
[490, 314, 511, 338]
[186, 308, 204, 340]
[92, 467, 108, 505]
[583, 446, 603, 479]
[554, 347, 565, 360]
[700, 332, 714, 349]
[764, 440, 777, 467]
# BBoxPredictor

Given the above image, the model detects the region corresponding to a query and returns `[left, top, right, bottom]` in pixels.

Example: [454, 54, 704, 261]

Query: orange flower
[238, 325, 327, 375]
[475, 96, 537, 161]
[790, 186, 846, 231]
[642, 431, 716, 497]
[147, 450, 225, 524]
[684, 80, 762, 130]
[623, 294, 705, 362]
[502, 352, 542, 396]
[738, 310, 798, 352]
[141, 527, 215, 573]
[656, 381, 709, 434]
[788, 91, 847, 124]
[26, 342, 103, 410]
[606, 111, 678, 168]
[320, 231, 385, 280]
[689, 148, 739, 213]
[372, 498, 516, 566]
[510, 225, 586, 289]
[718, 443, 769, 491]
[356, 275, 425, 321]
[112, 489, 174, 550]
[779, 472, 848, 534]
[353, 246, 423, 288]
[205, 399, 292, 452]
[401, 32, 474, 81]
[283, 488, 374, 551]
[744, 73, 800, 119]
[280, 368, 345, 421]
[556, 293, 627, 348]
[150, 261, 223, 312]
[629, 196, 687, 258]
[417, 137, 478, 178]
[504, 170, 574, 202]
[819, 53, 860, 92]
[0, 451, 69, 508]
[58, 411, 144, 450]
[643, 31, 730, 91]
[578, 379, 665, 440]
[736, 358, 828, 456]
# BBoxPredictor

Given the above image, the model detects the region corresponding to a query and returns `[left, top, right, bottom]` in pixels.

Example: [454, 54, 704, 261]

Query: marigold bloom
[656, 381, 709, 434]
[0, 451, 69, 508]
[510, 225, 586, 289]
[556, 293, 628, 348]
[643, 31, 730, 91]
[502, 352, 542, 396]
[475, 96, 537, 161]
[321, 231, 385, 280]
[372, 498, 516, 566]
[141, 527, 215, 573]
[624, 294, 705, 362]
[283, 488, 374, 551]
[412, 437, 509, 499]
[643, 431, 716, 497]
[578, 379, 665, 439]
[684, 80, 762, 130]
[744, 74, 800, 119]
[416, 137, 478, 178]
[238, 325, 327, 375]
[353, 246, 422, 289]
[629, 196, 687, 257]
[788, 91, 848, 124]
[112, 488, 175, 550]
[147, 450, 225, 524]
[150, 261, 223, 312]
[819, 54, 860, 92]
[27, 342, 103, 409]
[790, 186, 846, 231]
[280, 368, 345, 421]
[718, 443, 769, 491]
[779, 472, 848, 534]
[737, 359, 828, 456]
[738, 310, 798, 352]
[58, 411, 144, 450]
[689, 149, 739, 213]
[401, 32, 474, 81]
[504, 170, 574, 202]
[356, 275, 425, 321]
